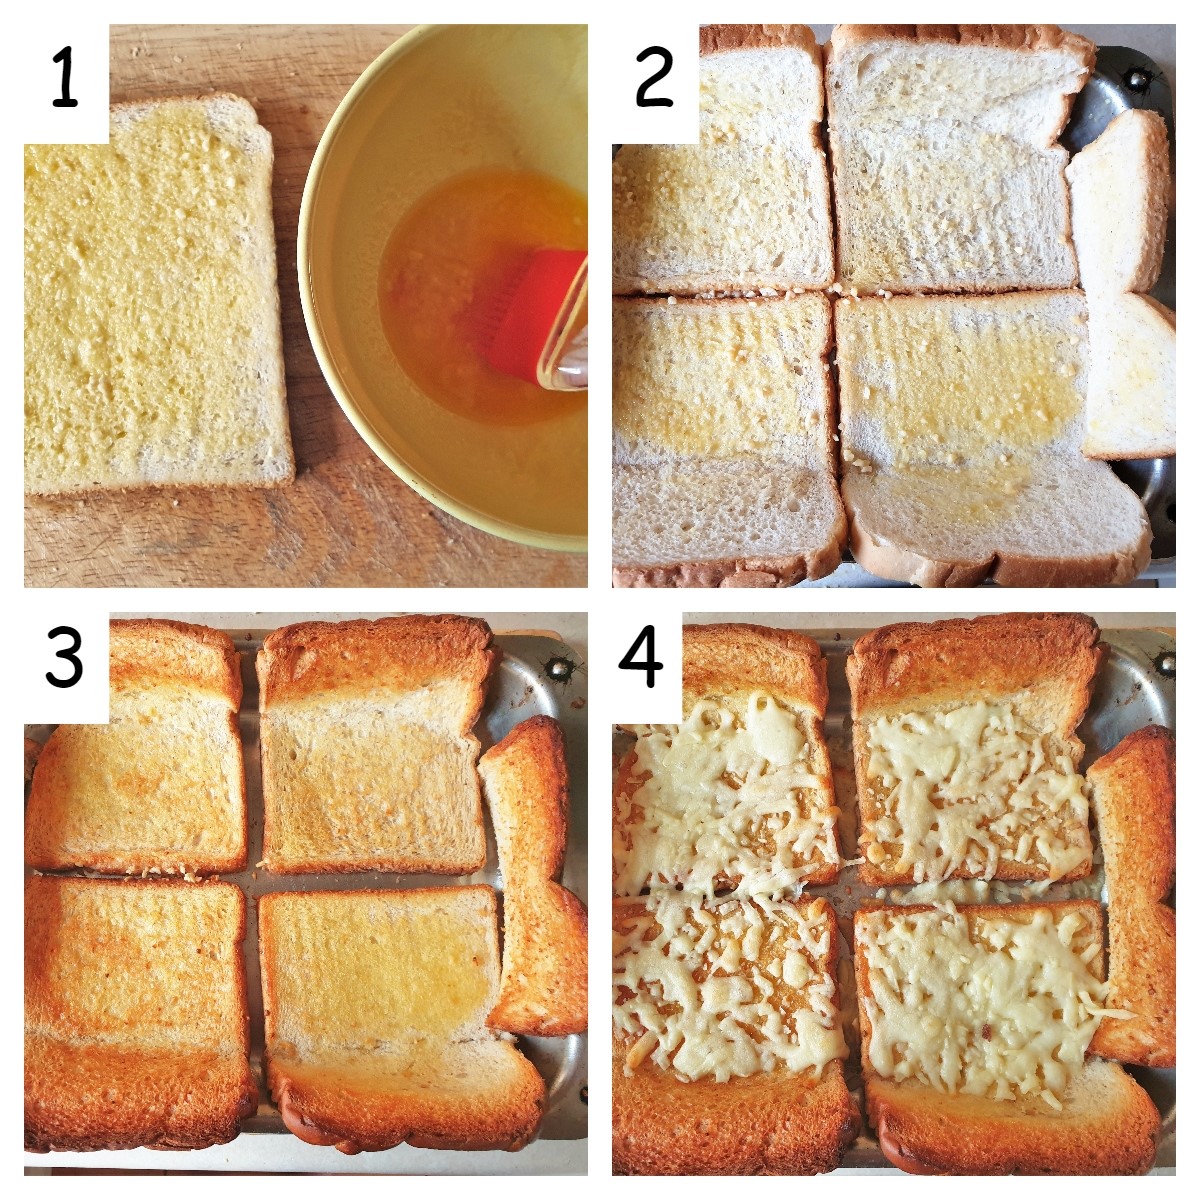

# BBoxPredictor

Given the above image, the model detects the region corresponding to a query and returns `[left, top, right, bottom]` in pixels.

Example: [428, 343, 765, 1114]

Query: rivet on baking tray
[544, 654, 581, 685]
[1122, 66, 1153, 94]
[1153, 651, 1175, 679]
[580, 1085, 588, 1105]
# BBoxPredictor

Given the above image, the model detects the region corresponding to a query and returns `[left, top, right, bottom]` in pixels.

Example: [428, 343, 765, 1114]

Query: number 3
[636, 46, 673, 108]
[46, 626, 83, 688]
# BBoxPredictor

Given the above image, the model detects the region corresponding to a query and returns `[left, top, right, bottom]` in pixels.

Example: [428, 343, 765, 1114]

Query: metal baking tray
[614, 623, 1175, 1173]
[25, 619, 588, 1175]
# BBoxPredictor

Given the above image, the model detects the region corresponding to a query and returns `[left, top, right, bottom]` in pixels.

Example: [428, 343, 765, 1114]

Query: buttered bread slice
[855, 902, 1160, 1175]
[613, 893, 856, 1174]
[24, 94, 293, 494]
[846, 613, 1100, 886]
[614, 624, 840, 897]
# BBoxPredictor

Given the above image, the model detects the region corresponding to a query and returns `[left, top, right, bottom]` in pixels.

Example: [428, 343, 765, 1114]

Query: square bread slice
[613, 25, 833, 295]
[1087, 726, 1176, 1067]
[259, 887, 545, 1153]
[24, 619, 247, 875]
[479, 716, 587, 1037]
[25, 877, 257, 1152]
[846, 613, 1100, 886]
[257, 615, 495, 874]
[826, 25, 1094, 294]
[854, 902, 1160, 1175]
[614, 623, 840, 896]
[836, 291, 1152, 586]
[613, 893, 856, 1175]
[24, 94, 293, 494]
[613, 294, 845, 587]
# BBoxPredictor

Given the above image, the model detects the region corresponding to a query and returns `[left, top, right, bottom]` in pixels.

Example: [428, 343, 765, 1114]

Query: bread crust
[613, 543, 843, 588]
[1087, 726, 1176, 1067]
[481, 716, 588, 1037]
[613, 895, 858, 1174]
[701, 23, 819, 59]
[829, 24, 1095, 69]
[109, 617, 243, 703]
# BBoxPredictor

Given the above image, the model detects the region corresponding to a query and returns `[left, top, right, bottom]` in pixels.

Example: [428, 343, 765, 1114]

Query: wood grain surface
[25, 25, 586, 588]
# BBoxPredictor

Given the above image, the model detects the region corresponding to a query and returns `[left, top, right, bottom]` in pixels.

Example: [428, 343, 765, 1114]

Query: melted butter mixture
[379, 167, 587, 428]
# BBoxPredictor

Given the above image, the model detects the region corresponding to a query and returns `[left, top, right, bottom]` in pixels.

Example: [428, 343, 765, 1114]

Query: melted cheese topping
[859, 907, 1125, 1108]
[863, 700, 1091, 883]
[613, 894, 846, 1083]
[614, 693, 838, 898]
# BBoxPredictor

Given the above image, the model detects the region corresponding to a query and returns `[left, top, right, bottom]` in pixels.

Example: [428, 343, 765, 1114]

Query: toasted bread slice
[615, 624, 840, 896]
[1066, 108, 1171, 294]
[855, 901, 1159, 1174]
[25, 877, 257, 1152]
[1088, 725, 1176, 1067]
[613, 893, 856, 1174]
[24, 94, 293, 495]
[480, 716, 587, 1037]
[259, 887, 545, 1153]
[25, 619, 246, 875]
[257, 615, 494, 874]
[614, 25, 832, 294]
[846, 613, 1100, 885]
[613, 294, 844, 588]
[827, 25, 1093, 294]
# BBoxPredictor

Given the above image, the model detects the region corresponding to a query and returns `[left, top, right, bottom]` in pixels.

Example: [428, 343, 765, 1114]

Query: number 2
[46, 626, 83, 688]
[619, 625, 663, 688]
[53, 45, 78, 108]
[636, 46, 673, 108]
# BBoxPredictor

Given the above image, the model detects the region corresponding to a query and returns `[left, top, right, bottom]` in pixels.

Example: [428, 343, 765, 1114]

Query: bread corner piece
[826, 25, 1093, 294]
[1088, 725, 1176, 1067]
[480, 715, 587, 1037]
[257, 614, 494, 873]
[615, 624, 839, 896]
[835, 291, 1151, 586]
[613, 893, 857, 1175]
[25, 876, 257, 1152]
[613, 294, 845, 588]
[24, 93, 293, 495]
[259, 887, 545, 1153]
[854, 902, 1160, 1175]
[847, 613, 1100, 886]
[25, 618, 246, 875]
[614, 25, 832, 295]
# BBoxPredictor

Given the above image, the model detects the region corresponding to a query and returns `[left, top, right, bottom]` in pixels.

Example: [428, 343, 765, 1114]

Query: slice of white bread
[25, 877, 257, 1152]
[826, 25, 1094, 293]
[479, 716, 588, 1037]
[25, 619, 247, 875]
[257, 615, 494, 874]
[613, 893, 856, 1175]
[24, 94, 293, 495]
[846, 613, 1100, 887]
[615, 623, 840, 896]
[614, 25, 832, 294]
[855, 902, 1160, 1175]
[613, 295, 845, 587]
[836, 291, 1152, 586]
[1088, 726, 1176, 1067]
[1066, 109, 1171, 294]
[259, 887, 545, 1153]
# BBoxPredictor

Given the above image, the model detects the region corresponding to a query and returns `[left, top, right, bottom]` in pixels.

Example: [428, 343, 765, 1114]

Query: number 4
[619, 625, 663, 688]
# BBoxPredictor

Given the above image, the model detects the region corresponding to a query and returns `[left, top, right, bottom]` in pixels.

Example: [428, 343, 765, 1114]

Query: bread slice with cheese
[24, 94, 293, 495]
[257, 615, 494, 874]
[479, 716, 588, 1037]
[855, 901, 1160, 1175]
[614, 25, 832, 295]
[846, 613, 1101, 886]
[25, 619, 247, 875]
[25, 877, 257, 1152]
[259, 887, 545, 1153]
[615, 623, 840, 896]
[613, 294, 845, 588]
[836, 291, 1152, 586]
[1088, 725, 1176, 1067]
[826, 25, 1094, 294]
[613, 893, 857, 1175]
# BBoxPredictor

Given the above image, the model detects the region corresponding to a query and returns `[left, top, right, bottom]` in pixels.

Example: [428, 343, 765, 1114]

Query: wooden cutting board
[25, 25, 586, 587]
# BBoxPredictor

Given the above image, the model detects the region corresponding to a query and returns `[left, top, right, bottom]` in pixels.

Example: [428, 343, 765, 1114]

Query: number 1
[53, 46, 78, 108]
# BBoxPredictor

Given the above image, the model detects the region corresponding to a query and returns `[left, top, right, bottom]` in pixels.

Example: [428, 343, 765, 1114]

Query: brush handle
[538, 261, 588, 392]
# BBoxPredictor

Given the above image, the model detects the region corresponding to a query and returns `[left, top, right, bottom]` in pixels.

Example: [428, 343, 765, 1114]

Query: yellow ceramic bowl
[299, 25, 587, 551]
